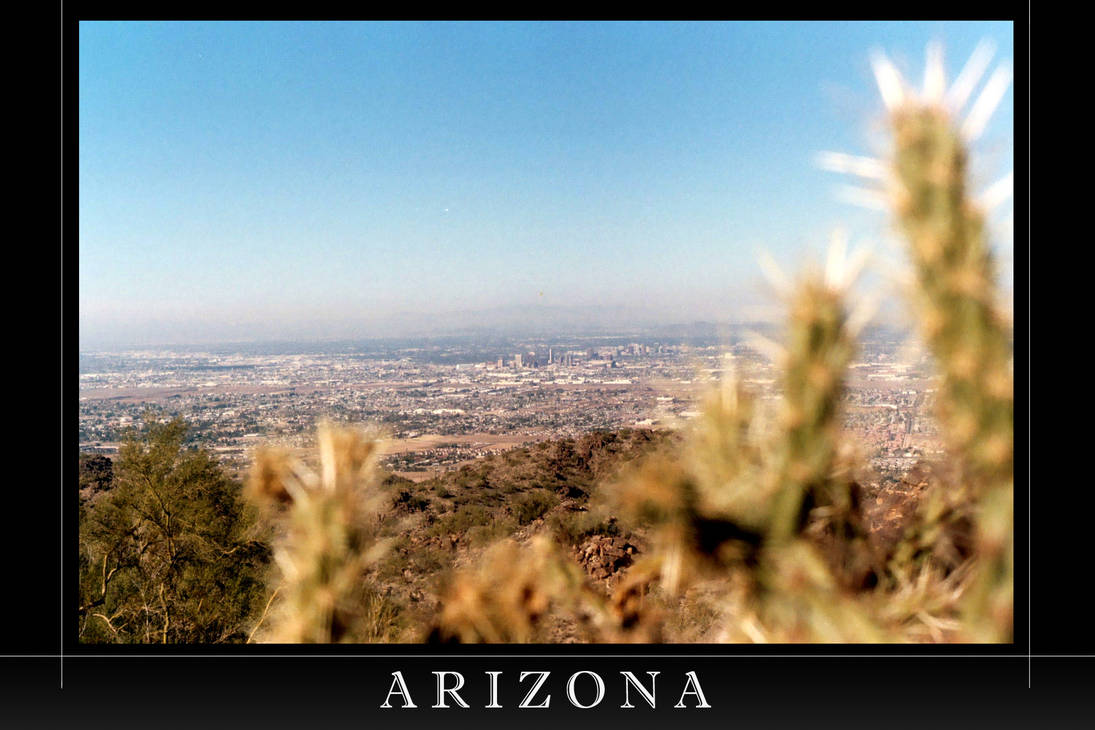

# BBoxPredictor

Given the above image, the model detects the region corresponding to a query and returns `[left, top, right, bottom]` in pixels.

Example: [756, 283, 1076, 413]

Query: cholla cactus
[601, 238, 885, 641]
[246, 421, 391, 643]
[427, 534, 613, 643]
[684, 369, 769, 528]
[821, 42, 1014, 641]
[747, 246, 890, 641]
[753, 540, 885, 643]
[763, 242, 866, 547]
[820, 42, 1014, 483]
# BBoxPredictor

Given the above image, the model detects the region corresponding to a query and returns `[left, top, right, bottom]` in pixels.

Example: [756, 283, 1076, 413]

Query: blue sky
[79, 21, 1014, 348]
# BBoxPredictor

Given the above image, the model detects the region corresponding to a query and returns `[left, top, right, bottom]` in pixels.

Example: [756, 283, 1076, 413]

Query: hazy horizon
[80, 300, 799, 350]
[79, 21, 1014, 350]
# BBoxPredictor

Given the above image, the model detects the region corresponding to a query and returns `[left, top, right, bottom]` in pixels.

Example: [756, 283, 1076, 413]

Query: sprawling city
[79, 326, 942, 484]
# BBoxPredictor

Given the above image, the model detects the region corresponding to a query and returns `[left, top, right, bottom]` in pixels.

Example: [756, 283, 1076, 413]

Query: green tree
[78, 415, 269, 643]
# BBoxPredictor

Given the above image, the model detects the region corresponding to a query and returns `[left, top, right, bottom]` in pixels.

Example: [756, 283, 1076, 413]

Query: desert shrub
[393, 489, 430, 513]
[549, 509, 620, 545]
[455, 470, 490, 490]
[380, 472, 416, 492]
[467, 516, 519, 547]
[412, 544, 450, 574]
[429, 503, 494, 536]
[78, 415, 269, 644]
[514, 489, 559, 525]
[78, 453, 114, 501]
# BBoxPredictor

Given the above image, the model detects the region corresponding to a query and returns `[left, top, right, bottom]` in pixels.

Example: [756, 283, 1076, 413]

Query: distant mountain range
[347, 304, 747, 338]
[79, 303, 912, 351]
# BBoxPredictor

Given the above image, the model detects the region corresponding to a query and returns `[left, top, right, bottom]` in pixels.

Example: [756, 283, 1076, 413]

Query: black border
[41, 9, 1059, 718]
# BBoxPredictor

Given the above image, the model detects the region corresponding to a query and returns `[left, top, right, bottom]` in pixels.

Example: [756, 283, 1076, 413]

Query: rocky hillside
[367, 428, 675, 638]
[80, 425, 934, 643]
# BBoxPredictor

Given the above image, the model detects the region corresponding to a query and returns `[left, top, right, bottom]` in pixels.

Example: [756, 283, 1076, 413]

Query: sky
[78, 21, 1015, 349]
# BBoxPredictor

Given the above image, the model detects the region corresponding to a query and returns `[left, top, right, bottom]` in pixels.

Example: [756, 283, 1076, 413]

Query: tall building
[548, 347, 553, 364]
[514, 353, 523, 368]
